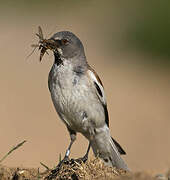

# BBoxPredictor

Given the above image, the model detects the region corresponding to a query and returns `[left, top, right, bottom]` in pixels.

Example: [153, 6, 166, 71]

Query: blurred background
[0, 0, 170, 172]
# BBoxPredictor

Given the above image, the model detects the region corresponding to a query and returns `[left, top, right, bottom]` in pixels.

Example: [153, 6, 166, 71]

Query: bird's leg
[63, 132, 76, 161]
[75, 142, 91, 163]
[58, 127, 76, 164]
[49, 131, 76, 178]
[81, 142, 91, 162]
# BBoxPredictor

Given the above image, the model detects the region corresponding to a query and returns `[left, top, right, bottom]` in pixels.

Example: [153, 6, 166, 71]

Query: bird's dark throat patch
[54, 52, 63, 66]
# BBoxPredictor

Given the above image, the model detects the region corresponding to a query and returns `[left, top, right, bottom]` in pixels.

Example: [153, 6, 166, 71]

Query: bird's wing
[87, 67, 127, 155]
[87, 67, 109, 126]
[87, 68, 106, 105]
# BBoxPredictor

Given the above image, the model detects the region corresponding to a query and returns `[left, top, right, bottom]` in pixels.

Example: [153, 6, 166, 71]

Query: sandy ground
[0, 2, 170, 176]
[1, 158, 169, 180]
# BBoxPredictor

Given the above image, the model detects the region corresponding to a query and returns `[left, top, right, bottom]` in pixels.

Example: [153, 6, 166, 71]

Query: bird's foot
[45, 156, 70, 180]
[55, 155, 70, 170]
[44, 156, 88, 180]
[73, 154, 88, 164]
[59, 156, 70, 165]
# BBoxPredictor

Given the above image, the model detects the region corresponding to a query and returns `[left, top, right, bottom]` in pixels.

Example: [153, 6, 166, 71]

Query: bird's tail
[90, 125, 129, 171]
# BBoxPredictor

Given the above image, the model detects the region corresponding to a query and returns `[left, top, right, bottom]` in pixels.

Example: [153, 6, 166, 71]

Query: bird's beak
[39, 38, 61, 61]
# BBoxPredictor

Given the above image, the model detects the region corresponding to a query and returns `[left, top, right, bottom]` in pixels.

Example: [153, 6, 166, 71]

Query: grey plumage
[47, 31, 129, 170]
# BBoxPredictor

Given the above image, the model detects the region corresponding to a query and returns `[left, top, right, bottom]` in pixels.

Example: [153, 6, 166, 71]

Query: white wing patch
[88, 70, 106, 105]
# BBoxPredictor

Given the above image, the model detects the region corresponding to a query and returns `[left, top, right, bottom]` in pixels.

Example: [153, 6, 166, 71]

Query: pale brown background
[0, 0, 170, 172]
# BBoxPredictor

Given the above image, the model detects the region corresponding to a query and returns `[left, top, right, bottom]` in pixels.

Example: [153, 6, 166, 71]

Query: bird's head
[33, 27, 86, 62]
[48, 31, 85, 60]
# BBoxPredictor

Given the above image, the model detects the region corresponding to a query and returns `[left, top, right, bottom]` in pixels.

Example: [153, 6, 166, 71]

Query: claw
[74, 155, 88, 163]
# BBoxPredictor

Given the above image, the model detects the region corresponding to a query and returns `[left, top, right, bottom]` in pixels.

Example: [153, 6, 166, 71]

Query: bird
[43, 31, 129, 170]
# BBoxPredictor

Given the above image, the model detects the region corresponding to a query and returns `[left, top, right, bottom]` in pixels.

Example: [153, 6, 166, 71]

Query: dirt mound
[1, 157, 167, 180]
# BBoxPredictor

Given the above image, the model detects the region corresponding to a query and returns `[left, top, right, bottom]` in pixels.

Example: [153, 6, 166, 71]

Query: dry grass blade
[59, 153, 62, 163]
[37, 168, 40, 180]
[0, 140, 26, 163]
[40, 162, 50, 171]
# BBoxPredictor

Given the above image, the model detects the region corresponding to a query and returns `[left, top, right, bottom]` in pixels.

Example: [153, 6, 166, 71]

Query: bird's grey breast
[48, 61, 89, 129]
[48, 62, 77, 108]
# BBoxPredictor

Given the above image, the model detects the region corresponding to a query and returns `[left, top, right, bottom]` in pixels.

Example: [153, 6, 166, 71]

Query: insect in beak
[39, 46, 48, 61]
[29, 26, 58, 61]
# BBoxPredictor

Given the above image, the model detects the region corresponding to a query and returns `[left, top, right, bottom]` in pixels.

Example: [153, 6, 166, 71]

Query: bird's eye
[61, 39, 69, 45]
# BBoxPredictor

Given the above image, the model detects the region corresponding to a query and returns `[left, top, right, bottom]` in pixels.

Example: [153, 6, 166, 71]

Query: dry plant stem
[40, 162, 50, 171]
[0, 140, 26, 163]
[59, 153, 62, 163]
[37, 168, 40, 180]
